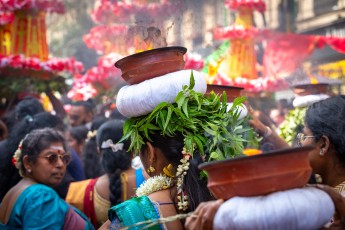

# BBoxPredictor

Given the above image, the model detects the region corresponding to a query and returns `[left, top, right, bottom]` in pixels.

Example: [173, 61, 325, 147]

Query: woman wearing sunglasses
[298, 95, 345, 195]
[0, 128, 94, 229]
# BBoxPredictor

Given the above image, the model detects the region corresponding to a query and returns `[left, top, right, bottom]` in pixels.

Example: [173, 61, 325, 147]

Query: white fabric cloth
[116, 70, 207, 118]
[226, 103, 248, 120]
[293, 94, 329, 108]
[213, 187, 334, 230]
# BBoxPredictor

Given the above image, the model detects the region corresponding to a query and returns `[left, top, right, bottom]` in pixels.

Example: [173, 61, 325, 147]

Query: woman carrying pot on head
[186, 95, 345, 230]
[0, 128, 93, 229]
[66, 119, 146, 229]
[99, 69, 256, 230]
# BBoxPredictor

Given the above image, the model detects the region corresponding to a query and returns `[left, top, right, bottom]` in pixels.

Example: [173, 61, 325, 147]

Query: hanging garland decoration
[0, 10, 14, 25]
[0, 54, 83, 75]
[67, 53, 124, 101]
[67, 75, 98, 102]
[91, 0, 183, 25]
[0, 0, 64, 13]
[225, 0, 266, 13]
[83, 24, 128, 55]
[184, 52, 204, 71]
[213, 25, 262, 40]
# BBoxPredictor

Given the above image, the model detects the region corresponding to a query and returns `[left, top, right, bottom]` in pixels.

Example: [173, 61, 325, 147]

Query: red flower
[12, 157, 16, 166]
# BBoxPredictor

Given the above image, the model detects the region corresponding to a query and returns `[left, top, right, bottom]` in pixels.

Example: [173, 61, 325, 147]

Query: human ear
[146, 142, 156, 163]
[22, 155, 32, 173]
[320, 135, 331, 154]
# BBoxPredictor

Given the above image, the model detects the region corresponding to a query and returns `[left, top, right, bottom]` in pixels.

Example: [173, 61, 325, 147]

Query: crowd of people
[1, 68, 345, 230]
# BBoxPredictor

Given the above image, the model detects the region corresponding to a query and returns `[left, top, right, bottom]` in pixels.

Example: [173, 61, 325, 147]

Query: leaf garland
[120, 72, 259, 162]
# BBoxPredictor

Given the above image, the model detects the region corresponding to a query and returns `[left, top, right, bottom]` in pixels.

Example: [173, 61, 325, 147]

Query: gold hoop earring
[147, 166, 155, 174]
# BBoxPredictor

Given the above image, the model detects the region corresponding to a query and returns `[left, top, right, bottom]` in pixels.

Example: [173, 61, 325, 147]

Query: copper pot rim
[207, 84, 245, 91]
[199, 145, 314, 170]
[114, 46, 187, 68]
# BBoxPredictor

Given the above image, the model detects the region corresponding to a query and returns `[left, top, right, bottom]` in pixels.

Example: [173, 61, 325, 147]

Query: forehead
[43, 142, 65, 151]
[69, 105, 86, 115]
[302, 125, 312, 134]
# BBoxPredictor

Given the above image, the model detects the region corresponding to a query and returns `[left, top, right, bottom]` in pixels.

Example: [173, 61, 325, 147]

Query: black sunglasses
[38, 152, 72, 165]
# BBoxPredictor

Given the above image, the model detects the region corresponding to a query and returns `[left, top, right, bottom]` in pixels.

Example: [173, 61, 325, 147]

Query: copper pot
[206, 84, 244, 102]
[199, 145, 314, 200]
[114, 46, 187, 85]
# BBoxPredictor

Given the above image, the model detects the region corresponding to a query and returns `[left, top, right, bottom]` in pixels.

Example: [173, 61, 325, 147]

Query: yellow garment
[93, 187, 110, 227]
[65, 179, 91, 212]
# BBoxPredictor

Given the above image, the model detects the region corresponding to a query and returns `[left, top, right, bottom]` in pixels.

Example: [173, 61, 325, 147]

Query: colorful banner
[316, 60, 345, 80]
[11, 10, 49, 60]
[0, 24, 11, 55]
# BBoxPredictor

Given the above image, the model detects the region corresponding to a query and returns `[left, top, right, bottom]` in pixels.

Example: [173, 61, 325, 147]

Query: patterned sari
[109, 196, 163, 230]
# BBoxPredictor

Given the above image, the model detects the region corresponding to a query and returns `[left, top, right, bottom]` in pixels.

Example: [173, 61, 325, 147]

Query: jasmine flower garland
[136, 175, 173, 197]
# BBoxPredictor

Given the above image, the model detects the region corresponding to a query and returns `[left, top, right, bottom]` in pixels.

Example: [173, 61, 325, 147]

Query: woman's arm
[247, 106, 290, 149]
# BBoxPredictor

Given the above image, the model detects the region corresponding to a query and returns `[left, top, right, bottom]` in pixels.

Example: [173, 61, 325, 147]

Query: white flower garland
[176, 148, 191, 211]
[135, 147, 191, 211]
[136, 175, 173, 197]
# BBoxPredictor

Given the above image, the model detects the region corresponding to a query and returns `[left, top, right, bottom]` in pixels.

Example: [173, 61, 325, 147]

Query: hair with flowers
[12, 139, 24, 176]
[119, 74, 258, 212]
[87, 129, 97, 141]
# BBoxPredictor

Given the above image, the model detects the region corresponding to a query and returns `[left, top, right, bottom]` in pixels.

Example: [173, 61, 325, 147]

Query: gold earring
[163, 164, 175, 178]
[147, 166, 155, 174]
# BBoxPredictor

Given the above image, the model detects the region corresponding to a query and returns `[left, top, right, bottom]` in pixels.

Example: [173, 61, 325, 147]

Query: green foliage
[120, 72, 259, 162]
[0, 73, 68, 98]
[279, 107, 306, 145]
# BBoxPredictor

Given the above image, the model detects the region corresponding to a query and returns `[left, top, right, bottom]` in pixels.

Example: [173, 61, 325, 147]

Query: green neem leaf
[222, 91, 227, 105]
[182, 98, 189, 117]
[163, 107, 173, 131]
[193, 135, 204, 154]
[123, 119, 135, 135]
[189, 71, 195, 90]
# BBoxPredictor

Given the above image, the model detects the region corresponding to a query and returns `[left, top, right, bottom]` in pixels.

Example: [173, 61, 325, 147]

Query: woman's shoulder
[21, 184, 67, 208]
[148, 189, 174, 203]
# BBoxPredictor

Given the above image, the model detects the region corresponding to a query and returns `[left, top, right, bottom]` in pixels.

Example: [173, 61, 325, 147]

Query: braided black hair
[141, 132, 213, 212]
[96, 119, 131, 206]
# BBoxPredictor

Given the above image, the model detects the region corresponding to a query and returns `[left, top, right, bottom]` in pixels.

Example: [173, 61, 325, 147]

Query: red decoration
[11, 157, 16, 166]
[214, 26, 266, 40]
[0, 11, 14, 25]
[91, 0, 183, 24]
[263, 33, 316, 79]
[0, 54, 83, 75]
[318, 36, 345, 54]
[225, 0, 266, 13]
[0, 0, 64, 14]
[184, 52, 204, 70]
